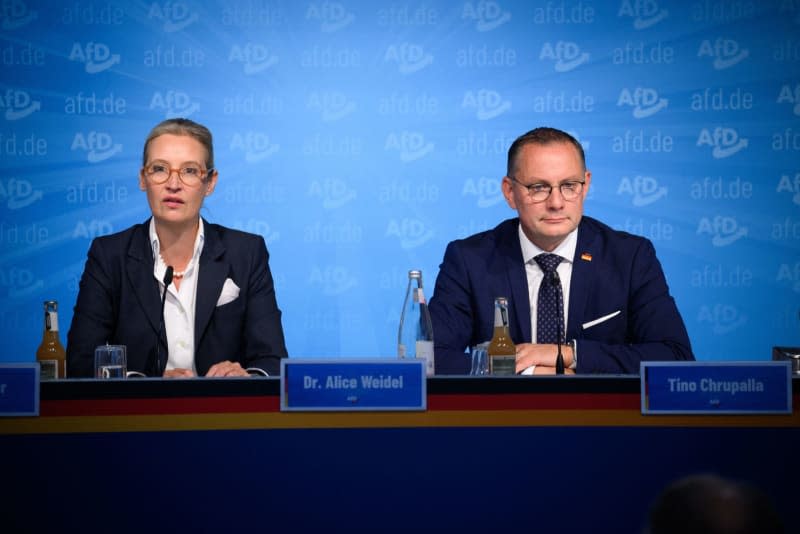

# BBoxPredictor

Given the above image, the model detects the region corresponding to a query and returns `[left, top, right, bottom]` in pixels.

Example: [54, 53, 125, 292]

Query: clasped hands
[515, 343, 576, 375]
[162, 360, 250, 378]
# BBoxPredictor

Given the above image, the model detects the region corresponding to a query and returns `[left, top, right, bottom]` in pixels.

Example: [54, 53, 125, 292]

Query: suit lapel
[195, 221, 228, 347]
[126, 220, 162, 335]
[498, 220, 532, 343]
[567, 219, 598, 339]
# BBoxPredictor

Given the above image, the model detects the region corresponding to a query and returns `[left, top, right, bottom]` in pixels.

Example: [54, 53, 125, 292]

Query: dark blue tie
[534, 253, 564, 344]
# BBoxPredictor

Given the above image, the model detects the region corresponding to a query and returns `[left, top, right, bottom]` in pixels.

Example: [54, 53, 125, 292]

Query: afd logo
[617, 176, 667, 207]
[462, 90, 511, 120]
[0, 0, 37, 30]
[229, 44, 278, 75]
[0, 267, 43, 298]
[697, 304, 747, 335]
[462, 177, 503, 208]
[0, 178, 42, 209]
[68, 42, 120, 73]
[308, 178, 357, 209]
[308, 266, 357, 296]
[306, 2, 355, 32]
[385, 131, 434, 162]
[149, 90, 199, 117]
[777, 173, 800, 206]
[384, 43, 433, 74]
[776, 262, 800, 293]
[70, 132, 122, 163]
[230, 132, 279, 162]
[230, 219, 280, 244]
[148, 2, 198, 32]
[696, 216, 748, 247]
[697, 127, 748, 158]
[73, 219, 113, 239]
[462, 1, 511, 31]
[617, 87, 668, 119]
[698, 38, 749, 70]
[618, 0, 668, 29]
[0, 89, 40, 120]
[386, 218, 435, 249]
[777, 83, 800, 116]
[307, 92, 356, 121]
[539, 41, 589, 72]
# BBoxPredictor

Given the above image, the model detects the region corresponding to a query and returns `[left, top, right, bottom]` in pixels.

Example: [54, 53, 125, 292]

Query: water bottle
[398, 269, 435, 376]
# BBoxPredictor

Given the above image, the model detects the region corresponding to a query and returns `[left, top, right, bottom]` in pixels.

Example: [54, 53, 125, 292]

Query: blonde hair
[142, 118, 214, 169]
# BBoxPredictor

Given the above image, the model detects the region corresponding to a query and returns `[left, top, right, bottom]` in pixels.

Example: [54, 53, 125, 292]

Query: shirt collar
[518, 222, 579, 266]
[149, 218, 205, 275]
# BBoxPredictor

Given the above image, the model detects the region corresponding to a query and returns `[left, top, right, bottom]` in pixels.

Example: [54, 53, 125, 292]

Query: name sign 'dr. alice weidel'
[280, 359, 426, 412]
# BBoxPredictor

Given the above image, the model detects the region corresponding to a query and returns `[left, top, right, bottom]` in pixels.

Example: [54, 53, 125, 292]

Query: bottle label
[494, 306, 504, 327]
[45, 311, 59, 332]
[40, 360, 58, 380]
[490, 355, 515, 376]
[415, 288, 426, 305]
[415, 340, 434, 376]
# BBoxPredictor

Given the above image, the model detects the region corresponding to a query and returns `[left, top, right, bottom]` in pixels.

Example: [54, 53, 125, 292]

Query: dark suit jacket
[66, 218, 288, 377]
[428, 217, 694, 374]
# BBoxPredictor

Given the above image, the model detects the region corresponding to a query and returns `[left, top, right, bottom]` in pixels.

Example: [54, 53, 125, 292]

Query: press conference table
[3, 376, 798, 533]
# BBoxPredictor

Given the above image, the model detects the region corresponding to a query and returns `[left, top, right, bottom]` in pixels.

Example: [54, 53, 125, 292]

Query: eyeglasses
[509, 176, 585, 203]
[143, 161, 213, 187]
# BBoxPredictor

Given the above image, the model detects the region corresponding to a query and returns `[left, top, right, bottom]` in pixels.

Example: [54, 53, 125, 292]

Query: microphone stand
[153, 266, 173, 377]
[552, 270, 565, 375]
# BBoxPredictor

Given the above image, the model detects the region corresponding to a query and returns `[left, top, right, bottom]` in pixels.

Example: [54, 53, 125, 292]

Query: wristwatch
[568, 339, 577, 370]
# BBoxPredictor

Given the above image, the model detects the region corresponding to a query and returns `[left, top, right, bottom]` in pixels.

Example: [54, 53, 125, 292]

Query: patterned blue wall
[1, 0, 799, 365]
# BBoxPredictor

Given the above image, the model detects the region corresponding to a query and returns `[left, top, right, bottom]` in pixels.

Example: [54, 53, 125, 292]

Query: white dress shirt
[518, 223, 578, 344]
[149, 218, 205, 375]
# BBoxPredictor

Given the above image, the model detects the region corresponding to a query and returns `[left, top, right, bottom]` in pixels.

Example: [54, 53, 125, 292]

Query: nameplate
[0, 364, 39, 417]
[281, 359, 426, 412]
[641, 361, 792, 415]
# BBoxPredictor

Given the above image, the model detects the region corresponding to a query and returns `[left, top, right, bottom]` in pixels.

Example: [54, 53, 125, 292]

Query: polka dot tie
[534, 253, 564, 344]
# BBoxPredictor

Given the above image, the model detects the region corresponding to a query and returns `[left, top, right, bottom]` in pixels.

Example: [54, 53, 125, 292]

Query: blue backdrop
[1, 0, 799, 364]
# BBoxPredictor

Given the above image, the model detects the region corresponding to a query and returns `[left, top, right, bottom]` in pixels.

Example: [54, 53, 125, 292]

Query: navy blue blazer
[66, 218, 288, 377]
[428, 217, 694, 374]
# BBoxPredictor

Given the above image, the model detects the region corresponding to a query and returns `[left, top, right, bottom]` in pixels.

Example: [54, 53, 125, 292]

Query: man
[428, 127, 694, 374]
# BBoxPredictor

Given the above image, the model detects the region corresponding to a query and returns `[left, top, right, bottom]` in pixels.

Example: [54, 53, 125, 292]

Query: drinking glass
[470, 343, 489, 375]
[94, 344, 127, 379]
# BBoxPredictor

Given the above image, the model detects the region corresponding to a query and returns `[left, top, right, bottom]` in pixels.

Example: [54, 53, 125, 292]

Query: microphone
[551, 269, 565, 375]
[154, 266, 173, 377]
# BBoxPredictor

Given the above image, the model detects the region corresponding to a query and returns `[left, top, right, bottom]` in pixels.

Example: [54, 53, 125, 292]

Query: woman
[67, 118, 287, 377]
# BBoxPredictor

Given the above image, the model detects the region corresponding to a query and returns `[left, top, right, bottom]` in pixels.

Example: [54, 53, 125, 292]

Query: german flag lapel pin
[581, 252, 592, 262]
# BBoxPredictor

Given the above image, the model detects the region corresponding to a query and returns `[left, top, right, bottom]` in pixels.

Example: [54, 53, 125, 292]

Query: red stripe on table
[40, 393, 639, 416]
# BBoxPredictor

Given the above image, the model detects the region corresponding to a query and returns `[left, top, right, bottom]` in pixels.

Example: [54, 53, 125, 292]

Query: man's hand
[525, 366, 576, 375]
[515, 342, 574, 374]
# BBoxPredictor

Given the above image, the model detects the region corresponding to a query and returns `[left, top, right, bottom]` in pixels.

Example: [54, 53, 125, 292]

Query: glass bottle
[36, 300, 66, 380]
[398, 269, 435, 376]
[488, 297, 516, 375]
